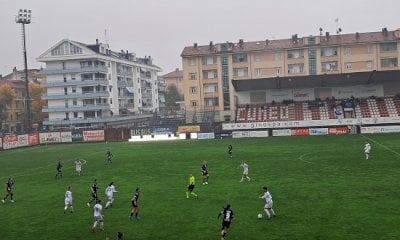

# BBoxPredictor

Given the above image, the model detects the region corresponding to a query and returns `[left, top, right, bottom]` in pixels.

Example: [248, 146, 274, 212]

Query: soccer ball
[257, 213, 263, 219]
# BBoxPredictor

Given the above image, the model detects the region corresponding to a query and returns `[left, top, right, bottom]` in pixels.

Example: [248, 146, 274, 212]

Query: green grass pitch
[1, 134, 400, 240]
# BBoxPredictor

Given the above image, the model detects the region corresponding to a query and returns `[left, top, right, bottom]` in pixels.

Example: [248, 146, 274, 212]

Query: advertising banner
[0, 137, 2, 150]
[39, 132, 61, 144]
[197, 133, 215, 140]
[309, 128, 328, 136]
[72, 131, 83, 142]
[83, 130, 105, 142]
[18, 134, 29, 147]
[28, 133, 39, 146]
[361, 126, 400, 134]
[3, 135, 19, 150]
[178, 125, 200, 133]
[233, 131, 269, 138]
[60, 132, 72, 143]
[291, 128, 309, 136]
[272, 129, 291, 137]
[328, 127, 348, 135]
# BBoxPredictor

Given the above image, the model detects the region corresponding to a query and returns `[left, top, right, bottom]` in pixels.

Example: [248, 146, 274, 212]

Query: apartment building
[181, 28, 400, 121]
[37, 39, 161, 129]
[162, 68, 184, 95]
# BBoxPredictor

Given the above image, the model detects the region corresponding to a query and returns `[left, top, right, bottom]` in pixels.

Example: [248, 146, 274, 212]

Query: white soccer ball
[257, 213, 263, 219]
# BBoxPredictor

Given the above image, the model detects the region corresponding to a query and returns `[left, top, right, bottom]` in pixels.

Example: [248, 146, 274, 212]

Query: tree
[29, 82, 47, 128]
[165, 84, 183, 114]
[0, 84, 16, 130]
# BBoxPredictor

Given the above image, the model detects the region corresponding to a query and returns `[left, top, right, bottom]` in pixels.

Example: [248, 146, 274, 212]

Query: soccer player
[106, 149, 113, 164]
[55, 160, 63, 179]
[75, 159, 82, 176]
[2, 177, 15, 203]
[64, 186, 73, 213]
[129, 187, 141, 220]
[227, 144, 233, 158]
[364, 142, 371, 160]
[239, 161, 251, 182]
[92, 199, 104, 232]
[105, 182, 117, 208]
[218, 204, 234, 240]
[260, 186, 276, 219]
[201, 160, 209, 185]
[117, 232, 124, 240]
[186, 173, 198, 198]
[87, 179, 99, 207]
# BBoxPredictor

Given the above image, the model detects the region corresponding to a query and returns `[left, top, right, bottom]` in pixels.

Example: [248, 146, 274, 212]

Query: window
[233, 68, 248, 77]
[73, 112, 78, 118]
[191, 101, 197, 107]
[275, 68, 281, 76]
[66, 113, 69, 119]
[202, 56, 216, 65]
[366, 45, 372, 54]
[189, 58, 196, 66]
[255, 54, 262, 62]
[344, 47, 351, 56]
[232, 53, 248, 63]
[381, 58, 398, 68]
[190, 87, 197, 94]
[110, 99, 113, 104]
[108, 62, 111, 68]
[380, 42, 397, 52]
[73, 100, 77, 106]
[71, 74, 75, 80]
[287, 49, 304, 59]
[345, 63, 352, 69]
[204, 84, 218, 93]
[288, 64, 304, 73]
[321, 61, 338, 71]
[72, 87, 76, 93]
[204, 97, 219, 107]
[203, 70, 217, 79]
[63, 74, 67, 82]
[64, 87, 68, 95]
[255, 68, 262, 76]
[274, 52, 282, 61]
[189, 73, 197, 80]
[367, 61, 372, 69]
[321, 47, 338, 57]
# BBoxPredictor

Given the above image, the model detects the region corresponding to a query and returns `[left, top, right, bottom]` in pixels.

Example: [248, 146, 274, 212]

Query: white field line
[361, 134, 400, 157]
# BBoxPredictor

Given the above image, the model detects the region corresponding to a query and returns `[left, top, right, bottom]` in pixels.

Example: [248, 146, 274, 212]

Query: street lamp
[15, 9, 32, 132]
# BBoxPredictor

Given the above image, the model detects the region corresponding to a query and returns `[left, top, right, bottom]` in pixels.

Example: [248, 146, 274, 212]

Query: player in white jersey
[239, 161, 251, 182]
[92, 199, 104, 232]
[75, 159, 82, 176]
[364, 142, 371, 160]
[260, 186, 276, 219]
[64, 186, 73, 214]
[105, 182, 117, 208]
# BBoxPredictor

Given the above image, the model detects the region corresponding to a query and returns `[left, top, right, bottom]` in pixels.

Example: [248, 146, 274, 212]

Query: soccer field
[1, 134, 400, 240]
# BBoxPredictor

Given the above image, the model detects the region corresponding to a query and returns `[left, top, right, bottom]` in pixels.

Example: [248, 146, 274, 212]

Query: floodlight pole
[16, 9, 32, 132]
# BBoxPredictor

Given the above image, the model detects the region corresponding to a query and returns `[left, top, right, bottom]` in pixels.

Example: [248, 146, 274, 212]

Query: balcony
[42, 104, 110, 112]
[42, 114, 153, 125]
[42, 91, 110, 100]
[41, 65, 108, 75]
[41, 78, 108, 87]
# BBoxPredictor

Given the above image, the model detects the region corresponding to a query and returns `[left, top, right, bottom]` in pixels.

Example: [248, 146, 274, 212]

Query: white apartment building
[37, 39, 161, 129]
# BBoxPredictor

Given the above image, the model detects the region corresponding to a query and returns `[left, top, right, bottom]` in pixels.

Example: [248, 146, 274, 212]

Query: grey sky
[1, 0, 399, 76]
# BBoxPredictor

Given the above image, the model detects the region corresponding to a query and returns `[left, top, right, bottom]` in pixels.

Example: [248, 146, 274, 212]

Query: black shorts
[187, 184, 195, 191]
[57, 168, 62, 173]
[202, 172, 208, 176]
[92, 193, 98, 199]
[222, 220, 231, 229]
[132, 200, 138, 208]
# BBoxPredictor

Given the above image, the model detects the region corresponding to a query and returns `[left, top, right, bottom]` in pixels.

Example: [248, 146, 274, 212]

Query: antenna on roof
[104, 29, 109, 48]
[319, 27, 323, 36]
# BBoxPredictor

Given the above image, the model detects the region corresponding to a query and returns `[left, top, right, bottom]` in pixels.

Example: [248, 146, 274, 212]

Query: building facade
[181, 28, 400, 122]
[162, 68, 184, 95]
[37, 39, 161, 129]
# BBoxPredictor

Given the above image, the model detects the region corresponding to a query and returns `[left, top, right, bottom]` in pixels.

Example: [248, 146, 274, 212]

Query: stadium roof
[231, 70, 400, 91]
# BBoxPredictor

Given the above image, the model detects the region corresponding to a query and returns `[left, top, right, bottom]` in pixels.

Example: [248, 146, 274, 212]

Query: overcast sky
[1, 0, 399, 76]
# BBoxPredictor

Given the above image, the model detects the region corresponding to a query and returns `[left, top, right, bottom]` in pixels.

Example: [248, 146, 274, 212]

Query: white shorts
[94, 215, 103, 222]
[76, 166, 81, 172]
[107, 194, 113, 201]
[264, 200, 273, 209]
[65, 198, 72, 206]
[364, 150, 370, 154]
[243, 169, 249, 175]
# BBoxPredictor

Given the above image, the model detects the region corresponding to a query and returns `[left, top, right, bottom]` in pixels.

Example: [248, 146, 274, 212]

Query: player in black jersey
[227, 144, 233, 158]
[129, 187, 141, 220]
[218, 204, 234, 240]
[55, 160, 63, 178]
[87, 179, 99, 207]
[2, 177, 15, 203]
[201, 160, 209, 185]
[106, 149, 113, 164]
